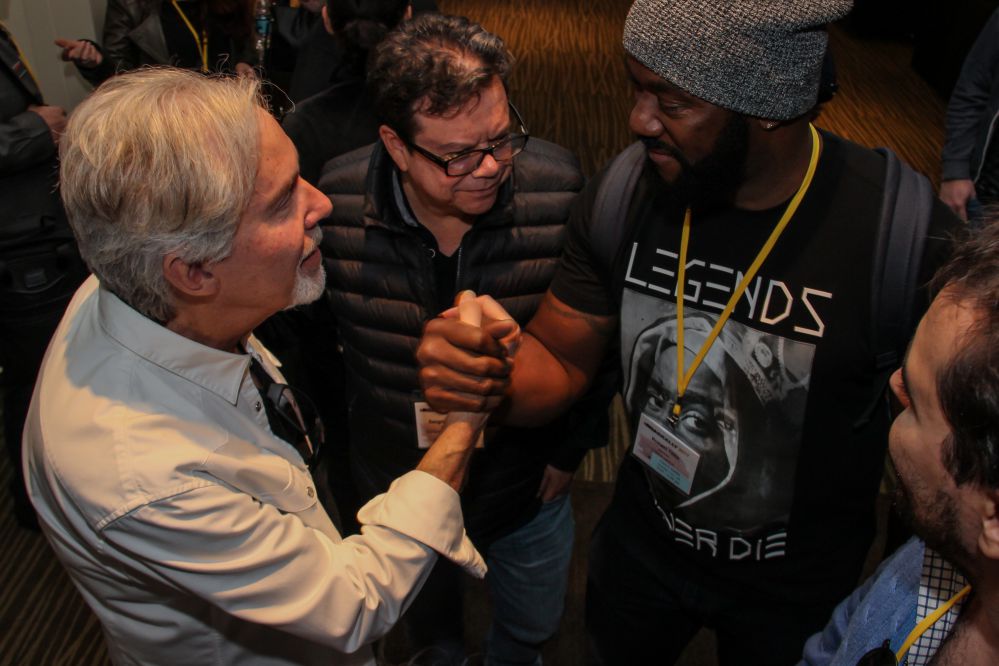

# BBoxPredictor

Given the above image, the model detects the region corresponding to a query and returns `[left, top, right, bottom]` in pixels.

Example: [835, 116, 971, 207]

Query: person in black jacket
[0, 23, 86, 528]
[280, 0, 413, 185]
[55, 0, 252, 83]
[277, 0, 438, 106]
[939, 8, 999, 223]
[314, 14, 596, 666]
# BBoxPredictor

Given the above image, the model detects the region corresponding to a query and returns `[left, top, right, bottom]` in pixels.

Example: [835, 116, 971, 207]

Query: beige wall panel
[0, 0, 101, 111]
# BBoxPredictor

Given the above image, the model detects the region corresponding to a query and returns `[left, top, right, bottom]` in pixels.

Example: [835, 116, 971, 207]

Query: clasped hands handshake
[424, 293, 574, 501]
[421, 291, 521, 430]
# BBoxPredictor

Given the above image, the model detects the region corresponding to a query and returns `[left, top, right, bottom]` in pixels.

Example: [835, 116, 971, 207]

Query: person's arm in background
[0, 102, 63, 175]
[54, 38, 111, 86]
[91, 0, 142, 80]
[536, 465, 574, 502]
[940, 9, 999, 220]
[0, 30, 64, 169]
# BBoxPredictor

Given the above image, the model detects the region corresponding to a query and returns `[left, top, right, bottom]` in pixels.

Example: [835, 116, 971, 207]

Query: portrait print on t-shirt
[621, 291, 815, 560]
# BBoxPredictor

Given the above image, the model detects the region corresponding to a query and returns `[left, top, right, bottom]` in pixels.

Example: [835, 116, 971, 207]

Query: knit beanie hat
[622, 0, 853, 120]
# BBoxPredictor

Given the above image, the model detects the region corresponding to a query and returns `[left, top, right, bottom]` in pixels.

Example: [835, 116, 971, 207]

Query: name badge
[414, 401, 485, 450]
[632, 412, 700, 494]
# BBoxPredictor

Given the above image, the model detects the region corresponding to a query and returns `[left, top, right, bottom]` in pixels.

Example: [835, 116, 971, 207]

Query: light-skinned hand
[28, 104, 67, 145]
[54, 38, 102, 68]
[537, 465, 573, 502]
[939, 178, 976, 222]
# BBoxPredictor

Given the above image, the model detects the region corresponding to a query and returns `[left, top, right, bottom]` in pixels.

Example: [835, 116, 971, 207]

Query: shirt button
[306, 487, 315, 498]
[255, 401, 262, 412]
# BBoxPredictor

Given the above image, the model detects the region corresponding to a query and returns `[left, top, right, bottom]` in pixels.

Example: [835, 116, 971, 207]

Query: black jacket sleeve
[0, 110, 54, 175]
[941, 9, 999, 181]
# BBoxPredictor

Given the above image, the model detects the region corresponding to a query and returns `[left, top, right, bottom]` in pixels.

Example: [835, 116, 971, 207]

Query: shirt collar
[908, 543, 970, 666]
[392, 168, 421, 229]
[96, 283, 251, 405]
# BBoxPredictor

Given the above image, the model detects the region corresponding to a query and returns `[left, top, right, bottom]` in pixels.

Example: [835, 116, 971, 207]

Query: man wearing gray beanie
[413, 1, 961, 663]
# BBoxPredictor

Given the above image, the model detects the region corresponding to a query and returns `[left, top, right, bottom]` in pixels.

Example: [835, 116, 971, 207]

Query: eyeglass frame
[263, 380, 325, 470]
[400, 103, 530, 177]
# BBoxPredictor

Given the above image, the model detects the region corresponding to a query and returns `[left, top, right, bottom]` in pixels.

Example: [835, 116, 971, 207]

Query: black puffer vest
[318, 139, 583, 543]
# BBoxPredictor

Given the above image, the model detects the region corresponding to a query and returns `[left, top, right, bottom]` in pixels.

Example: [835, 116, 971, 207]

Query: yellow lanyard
[896, 584, 971, 661]
[672, 123, 821, 421]
[170, 0, 209, 73]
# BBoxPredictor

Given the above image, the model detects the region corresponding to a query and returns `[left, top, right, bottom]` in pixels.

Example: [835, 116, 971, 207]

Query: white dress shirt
[24, 276, 485, 665]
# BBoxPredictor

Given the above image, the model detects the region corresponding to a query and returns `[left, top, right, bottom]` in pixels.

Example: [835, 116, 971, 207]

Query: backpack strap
[871, 147, 934, 372]
[590, 141, 647, 273]
[854, 148, 934, 429]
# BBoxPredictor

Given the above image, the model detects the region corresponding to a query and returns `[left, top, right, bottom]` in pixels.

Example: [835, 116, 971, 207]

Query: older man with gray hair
[23, 67, 493, 666]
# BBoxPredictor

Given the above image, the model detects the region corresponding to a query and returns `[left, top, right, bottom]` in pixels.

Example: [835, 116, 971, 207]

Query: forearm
[942, 10, 999, 180]
[414, 416, 481, 491]
[0, 113, 55, 174]
[415, 292, 495, 489]
[942, 101, 989, 181]
[499, 332, 587, 427]
[501, 293, 617, 427]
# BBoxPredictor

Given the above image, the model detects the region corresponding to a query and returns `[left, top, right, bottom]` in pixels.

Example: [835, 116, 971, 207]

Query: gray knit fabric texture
[623, 0, 853, 120]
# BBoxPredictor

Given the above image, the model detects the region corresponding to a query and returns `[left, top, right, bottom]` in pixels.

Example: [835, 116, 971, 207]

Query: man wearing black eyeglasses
[23, 67, 494, 666]
[800, 220, 999, 666]
[315, 13, 594, 666]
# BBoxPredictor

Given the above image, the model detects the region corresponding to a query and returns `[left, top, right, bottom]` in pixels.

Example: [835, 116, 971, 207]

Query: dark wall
[911, 0, 999, 99]
[847, 0, 998, 100]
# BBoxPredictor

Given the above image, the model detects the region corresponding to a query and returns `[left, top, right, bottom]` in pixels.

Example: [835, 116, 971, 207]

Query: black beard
[642, 112, 750, 213]
[893, 479, 972, 574]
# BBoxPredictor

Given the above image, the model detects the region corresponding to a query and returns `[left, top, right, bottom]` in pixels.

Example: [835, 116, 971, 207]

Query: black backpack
[590, 142, 934, 424]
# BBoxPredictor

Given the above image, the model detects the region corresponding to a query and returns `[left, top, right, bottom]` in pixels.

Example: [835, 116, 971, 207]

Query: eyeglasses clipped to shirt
[247, 355, 324, 470]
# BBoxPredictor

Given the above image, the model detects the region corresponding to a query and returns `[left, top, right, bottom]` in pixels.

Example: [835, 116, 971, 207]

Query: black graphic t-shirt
[550, 131, 957, 604]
